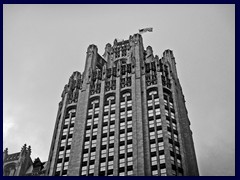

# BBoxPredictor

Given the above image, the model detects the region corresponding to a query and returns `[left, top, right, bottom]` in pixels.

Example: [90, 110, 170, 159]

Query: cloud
[3, 117, 15, 139]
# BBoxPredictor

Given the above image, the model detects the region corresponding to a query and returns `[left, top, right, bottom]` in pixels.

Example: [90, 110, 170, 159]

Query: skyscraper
[46, 33, 199, 176]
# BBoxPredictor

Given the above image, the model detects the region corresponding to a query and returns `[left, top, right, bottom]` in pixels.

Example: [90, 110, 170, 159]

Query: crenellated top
[3, 144, 31, 163]
[79, 34, 179, 96]
[101, 33, 144, 70]
[59, 71, 82, 108]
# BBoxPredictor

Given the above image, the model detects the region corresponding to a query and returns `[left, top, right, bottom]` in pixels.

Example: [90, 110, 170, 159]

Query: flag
[139, 27, 153, 34]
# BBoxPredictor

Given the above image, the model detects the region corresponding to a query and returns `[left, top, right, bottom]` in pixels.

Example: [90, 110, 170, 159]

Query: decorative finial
[28, 145, 31, 155]
[4, 148, 8, 154]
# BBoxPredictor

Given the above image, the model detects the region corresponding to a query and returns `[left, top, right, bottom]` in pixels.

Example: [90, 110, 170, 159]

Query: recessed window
[81, 170, 87, 175]
[165, 110, 169, 116]
[56, 163, 62, 171]
[148, 110, 154, 117]
[127, 170, 133, 175]
[155, 108, 161, 115]
[152, 170, 158, 176]
[119, 172, 125, 176]
[127, 100, 132, 107]
[154, 98, 160, 105]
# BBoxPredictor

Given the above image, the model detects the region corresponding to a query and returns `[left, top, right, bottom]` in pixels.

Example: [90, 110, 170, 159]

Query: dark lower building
[46, 33, 199, 176]
[3, 144, 47, 176]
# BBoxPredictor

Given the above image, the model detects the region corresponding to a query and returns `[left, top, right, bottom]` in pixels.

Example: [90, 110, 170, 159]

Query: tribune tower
[46, 34, 199, 176]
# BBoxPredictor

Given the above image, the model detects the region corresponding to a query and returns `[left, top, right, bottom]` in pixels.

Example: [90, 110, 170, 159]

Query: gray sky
[3, 4, 235, 176]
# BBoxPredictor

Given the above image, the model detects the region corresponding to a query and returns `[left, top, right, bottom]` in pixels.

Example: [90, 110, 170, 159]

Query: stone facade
[46, 33, 199, 176]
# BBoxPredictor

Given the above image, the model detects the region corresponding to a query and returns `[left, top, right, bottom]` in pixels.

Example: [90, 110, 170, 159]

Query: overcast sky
[3, 4, 235, 176]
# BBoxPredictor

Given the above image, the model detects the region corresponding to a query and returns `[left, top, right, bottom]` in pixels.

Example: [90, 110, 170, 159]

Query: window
[67, 138, 72, 146]
[148, 100, 153, 106]
[175, 146, 180, 154]
[154, 98, 160, 105]
[81, 166, 87, 171]
[71, 116, 75, 124]
[159, 155, 165, 164]
[86, 129, 91, 137]
[164, 99, 168, 106]
[65, 118, 70, 125]
[61, 139, 66, 147]
[149, 91, 157, 96]
[65, 149, 71, 157]
[127, 170, 133, 175]
[155, 108, 161, 115]
[168, 131, 172, 139]
[56, 163, 62, 171]
[157, 130, 163, 138]
[120, 112, 125, 119]
[177, 159, 181, 167]
[156, 118, 162, 126]
[100, 162, 106, 171]
[104, 106, 109, 112]
[93, 117, 98, 124]
[63, 129, 68, 136]
[174, 134, 178, 142]
[165, 110, 169, 116]
[120, 122, 125, 130]
[120, 135, 125, 142]
[148, 110, 154, 117]
[69, 127, 74, 134]
[81, 169, 87, 175]
[160, 168, 167, 176]
[59, 150, 64, 159]
[95, 107, 100, 114]
[93, 128, 98, 136]
[150, 132, 156, 140]
[88, 109, 93, 115]
[172, 123, 177, 130]
[69, 109, 76, 114]
[103, 115, 108, 122]
[90, 152, 96, 160]
[127, 144, 133, 152]
[151, 155, 157, 167]
[89, 168, 94, 174]
[89, 164, 94, 169]
[120, 148, 125, 154]
[110, 124, 115, 130]
[119, 158, 125, 168]
[92, 139, 97, 147]
[127, 100, 132, 107]
[149, 120, 155, 128]
[87, 119, 92, 126]
[166, 120, 170, 127]
[108, 164, 113, 170]
[110, 114, 115, 120]
[158, 142, 164, 151]
[109, 138, 114, 144]
[111, 104, 116, 109]
[64, 161, 69, 170]
[119, 172, 125, 176]
[127, 132, 132, 138]
[120, 102, 125, 108]
[127, 110, 132, 117]
[152, 170, 158, 176]
[150, 143, 157, 152]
